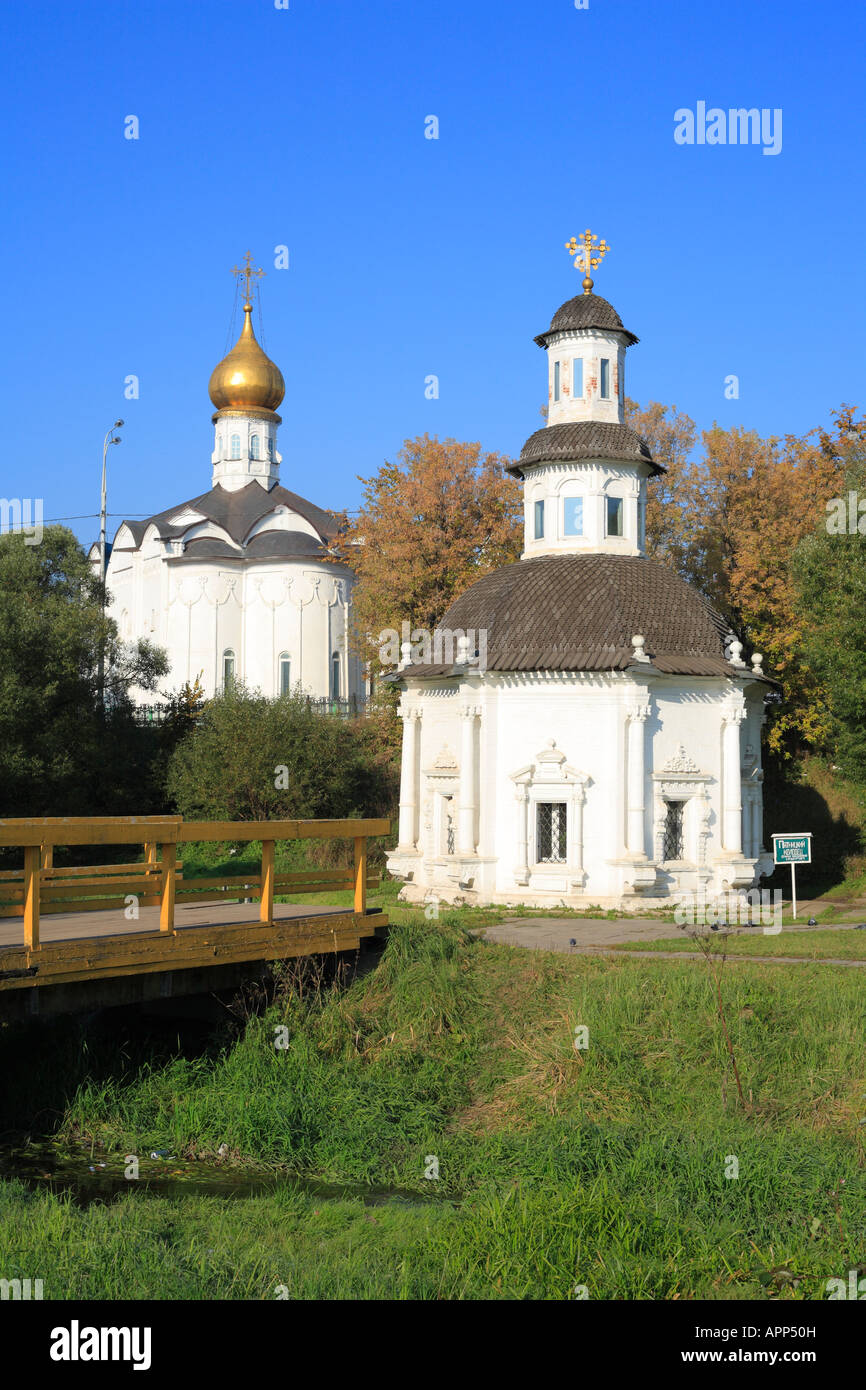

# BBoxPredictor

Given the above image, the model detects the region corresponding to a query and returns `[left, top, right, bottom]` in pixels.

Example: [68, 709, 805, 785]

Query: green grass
[2, 912, 865, 1299]
[611, 929, 866, 959]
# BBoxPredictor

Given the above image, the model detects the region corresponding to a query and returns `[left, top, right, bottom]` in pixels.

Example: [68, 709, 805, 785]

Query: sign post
[771, 833, 812, 920]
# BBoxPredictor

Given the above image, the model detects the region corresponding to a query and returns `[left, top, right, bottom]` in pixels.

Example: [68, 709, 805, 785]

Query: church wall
[545, 328, 627, 428]
[113, 553, 360, 703]
[391, 671, 769, 909]
[521, 459, 648, 559]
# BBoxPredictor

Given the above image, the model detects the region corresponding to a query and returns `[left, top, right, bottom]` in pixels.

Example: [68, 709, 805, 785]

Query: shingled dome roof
[398, 553, 767, 680]
[508, 421, 664, 478]
[534, 292, 639, 348]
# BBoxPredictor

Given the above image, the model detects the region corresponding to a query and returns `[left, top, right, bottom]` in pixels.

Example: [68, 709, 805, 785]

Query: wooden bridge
[0, 816, 389, 1016]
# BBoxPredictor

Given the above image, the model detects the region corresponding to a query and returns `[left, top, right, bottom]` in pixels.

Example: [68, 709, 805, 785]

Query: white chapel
[99, 258, 362, 705]
[387, 233, 774, 908]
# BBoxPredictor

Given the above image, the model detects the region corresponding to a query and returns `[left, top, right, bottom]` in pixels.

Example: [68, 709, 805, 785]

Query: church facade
[387, 236, 774, 909]
[99, 263, 362, 705]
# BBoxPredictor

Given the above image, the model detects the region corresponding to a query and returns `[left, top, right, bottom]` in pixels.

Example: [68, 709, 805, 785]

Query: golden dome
[208, 304, 285, 414]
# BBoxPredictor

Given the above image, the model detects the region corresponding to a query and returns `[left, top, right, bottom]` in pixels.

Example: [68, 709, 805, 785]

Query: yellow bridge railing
[0, 815, 391, 953]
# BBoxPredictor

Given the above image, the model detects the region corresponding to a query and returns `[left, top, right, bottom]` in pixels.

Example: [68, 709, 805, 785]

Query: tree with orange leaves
[336, 434, 523, 686]
[625, 397, 698, 576]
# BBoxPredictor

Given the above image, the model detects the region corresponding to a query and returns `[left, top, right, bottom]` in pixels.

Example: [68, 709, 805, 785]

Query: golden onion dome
[208, 304, 285, 413]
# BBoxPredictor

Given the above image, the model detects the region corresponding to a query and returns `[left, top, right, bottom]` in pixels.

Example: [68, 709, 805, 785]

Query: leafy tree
[625, 397, 698, 575]
[790, 420, 866, 775]
[335, 434, 522, 684]
[0, 526, 167, 816]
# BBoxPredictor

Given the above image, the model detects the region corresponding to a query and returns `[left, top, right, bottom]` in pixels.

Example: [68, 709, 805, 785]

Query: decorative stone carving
[661, 744, 700, 774]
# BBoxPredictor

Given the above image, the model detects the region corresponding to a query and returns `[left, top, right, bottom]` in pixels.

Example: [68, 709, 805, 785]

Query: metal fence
[131, 695, 369, 726]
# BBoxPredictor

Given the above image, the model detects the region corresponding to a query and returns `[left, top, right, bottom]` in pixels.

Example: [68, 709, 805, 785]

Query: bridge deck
[0, 900, 353, 950]
[0, 900, 388, 998]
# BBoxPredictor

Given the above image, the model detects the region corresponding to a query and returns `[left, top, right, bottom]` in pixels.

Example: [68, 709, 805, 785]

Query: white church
[387, 233, 774, 908]
[98, 258, 363, 705]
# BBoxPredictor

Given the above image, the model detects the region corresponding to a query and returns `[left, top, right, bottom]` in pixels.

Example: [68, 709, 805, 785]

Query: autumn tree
[338, 434, 523, 683]
[628, 400, 852, 754]
[624, 398, 698, 575]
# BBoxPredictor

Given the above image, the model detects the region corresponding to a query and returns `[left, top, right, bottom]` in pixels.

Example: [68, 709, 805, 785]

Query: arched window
[267, 437, 275, 461]
[279, 653, 291, 696]
[563, 496, 584, 537]
[250, 434, 260, 460]
[230, 434, 241, 460]
[331, 651, 341, 701]
[222, 649, 236, 690]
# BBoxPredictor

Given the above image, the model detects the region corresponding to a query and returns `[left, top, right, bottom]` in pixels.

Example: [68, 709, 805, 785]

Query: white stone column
[514, 784, 529, 883]
[397, 707, 420, 850]
[570, 779, 587, 876]
[722, 706, 746, 853]
[458, 706, 478, 855]
[626, 703, 651, 855]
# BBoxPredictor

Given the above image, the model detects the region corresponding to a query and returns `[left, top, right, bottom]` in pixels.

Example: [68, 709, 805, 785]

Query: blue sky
[2, 0, 864, 545]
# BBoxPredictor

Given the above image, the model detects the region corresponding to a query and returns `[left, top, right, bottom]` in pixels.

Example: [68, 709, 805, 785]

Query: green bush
[165, 684, 398, 826]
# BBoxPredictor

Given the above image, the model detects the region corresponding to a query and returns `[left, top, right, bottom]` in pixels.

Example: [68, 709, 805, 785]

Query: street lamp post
[98, 420, 123, 708]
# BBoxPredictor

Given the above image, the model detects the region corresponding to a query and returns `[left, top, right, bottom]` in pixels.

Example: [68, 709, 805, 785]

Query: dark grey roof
[111, 483, 344, 559]
[534, 293, 639, 348]
[509, 421, 664, 478]
[170, 530, 341, 563]
[398, 553, 769, 681]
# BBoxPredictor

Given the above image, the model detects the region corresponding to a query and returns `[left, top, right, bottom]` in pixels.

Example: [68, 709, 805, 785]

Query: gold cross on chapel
[231, 250, 265, 308]
[565, 229, 610, 294]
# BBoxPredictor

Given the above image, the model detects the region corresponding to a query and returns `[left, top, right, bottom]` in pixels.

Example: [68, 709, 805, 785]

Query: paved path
[481, 916, 866, 966]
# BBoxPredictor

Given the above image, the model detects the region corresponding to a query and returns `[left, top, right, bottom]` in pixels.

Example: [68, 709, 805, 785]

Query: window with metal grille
[663, 801, 685, 861]
[536, 802, 567, 863]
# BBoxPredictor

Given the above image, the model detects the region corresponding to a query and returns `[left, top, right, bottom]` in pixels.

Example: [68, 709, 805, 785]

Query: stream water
[0, 1143, 447, 1208]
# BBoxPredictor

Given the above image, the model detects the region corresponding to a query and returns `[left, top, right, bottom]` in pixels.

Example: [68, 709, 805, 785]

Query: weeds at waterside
[1, 912, 864, 1298]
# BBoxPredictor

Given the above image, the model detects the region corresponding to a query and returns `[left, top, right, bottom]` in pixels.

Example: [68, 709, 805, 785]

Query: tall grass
[2, 912, 864, 1298]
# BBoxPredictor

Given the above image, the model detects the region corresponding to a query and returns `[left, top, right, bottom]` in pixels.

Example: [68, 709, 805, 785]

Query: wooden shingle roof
[398, 553, 766, 681]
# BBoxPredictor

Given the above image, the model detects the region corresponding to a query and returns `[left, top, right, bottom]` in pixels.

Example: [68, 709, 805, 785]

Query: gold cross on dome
[565, 229, 610, 294]
[230, 250, 265, 308]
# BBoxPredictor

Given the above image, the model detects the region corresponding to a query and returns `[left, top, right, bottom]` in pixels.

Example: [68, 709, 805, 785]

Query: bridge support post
[159, 843, 176, 932]
[354, 836, 367, 916]
[23, 845, 41, 952]
[260, 840, 275, 924]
